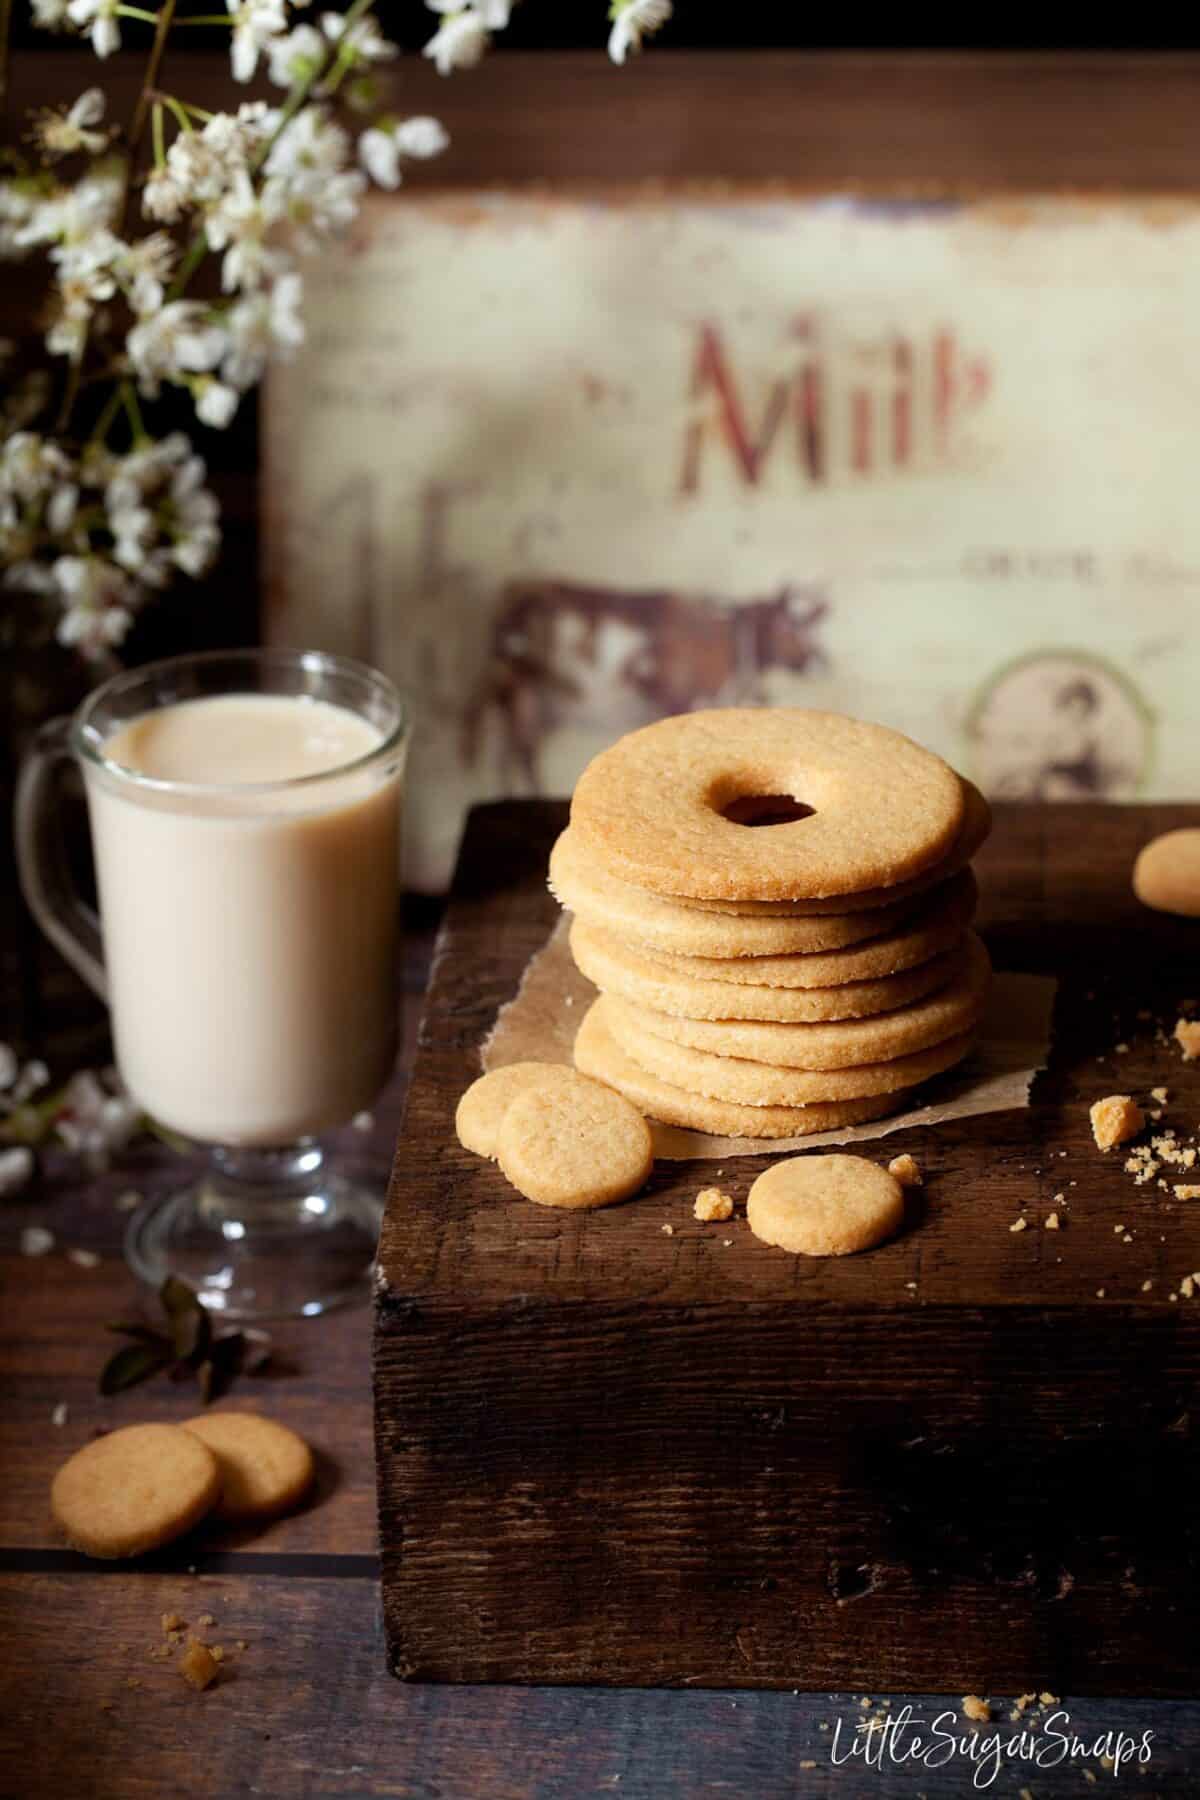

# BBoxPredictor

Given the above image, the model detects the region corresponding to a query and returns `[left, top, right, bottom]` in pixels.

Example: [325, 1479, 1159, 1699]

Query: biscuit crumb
[1040, 1691, 1059, 1706]
[961, 1694, 990, 1722]
[1152, 1086, 1169, 1104]
[179, 1640, 220, 1691]
[887, 1153, 922, 1188]
[161, 1612, 185, 1634]
[1009, 1217, 1028, 1233]
[1176, 1184, 1200, 1200]
[1044, 1212, 1060, 1230]
[1142, 1279, 1153, 1292]
[1097, 1288, 1106, 1297]
[1090, 1095, 1144, 1151]
[1175, 1019, 1200, 1060]
[693, 1186, 734, 1223]
[51, 1401, 68, 1428]
[196, 1612, 216, 1629]
[660, 1223, 674, 1236]
[1114, 1042, 1129, 1054]
[1183, 1275, 1195, 1299]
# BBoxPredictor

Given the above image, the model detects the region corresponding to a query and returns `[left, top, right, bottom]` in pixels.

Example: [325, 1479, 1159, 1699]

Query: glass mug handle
[14, 716, 108, 1000]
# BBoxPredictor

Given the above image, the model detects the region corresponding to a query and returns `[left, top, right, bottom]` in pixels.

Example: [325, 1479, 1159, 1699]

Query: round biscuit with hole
[569, 709, 965, 901]
[601, 995, 977, 1106]
[614, 934, 990, 1066]
[572, 1000, 911, 1138]
[549, 827, 919, 958]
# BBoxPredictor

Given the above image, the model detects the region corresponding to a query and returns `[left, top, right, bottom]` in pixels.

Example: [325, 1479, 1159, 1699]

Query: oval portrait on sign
[966, 650, 1153, 802]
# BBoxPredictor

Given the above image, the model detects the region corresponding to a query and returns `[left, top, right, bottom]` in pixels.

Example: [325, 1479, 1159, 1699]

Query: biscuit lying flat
[51, 1422, 220, 1560]
[1133, 828, 1200, 917]
[747, 1155, 905, 1256]
[456, 1062, 586, 1159]
[496, 1077, 653, 1209]
[182, 1412, 314, 1523]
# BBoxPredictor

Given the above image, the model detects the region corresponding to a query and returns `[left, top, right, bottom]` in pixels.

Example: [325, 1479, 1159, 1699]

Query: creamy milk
[87, 693, 401, 1147]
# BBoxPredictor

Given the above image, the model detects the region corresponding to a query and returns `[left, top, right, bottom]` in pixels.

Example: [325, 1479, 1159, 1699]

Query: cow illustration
[462, 580, 830, 791]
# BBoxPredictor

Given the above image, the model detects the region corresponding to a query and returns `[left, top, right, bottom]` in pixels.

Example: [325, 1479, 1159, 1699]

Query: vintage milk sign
[264, 192, 1199, 888]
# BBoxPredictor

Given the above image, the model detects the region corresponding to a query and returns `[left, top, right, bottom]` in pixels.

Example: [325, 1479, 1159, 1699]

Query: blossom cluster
[1, 0, 671, 658]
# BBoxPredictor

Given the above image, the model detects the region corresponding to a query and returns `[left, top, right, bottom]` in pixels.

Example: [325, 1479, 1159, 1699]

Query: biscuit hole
[721, 793, 816, 828]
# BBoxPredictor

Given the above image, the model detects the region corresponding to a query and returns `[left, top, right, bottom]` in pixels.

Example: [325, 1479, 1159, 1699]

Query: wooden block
[375, 800, 1200, 1693]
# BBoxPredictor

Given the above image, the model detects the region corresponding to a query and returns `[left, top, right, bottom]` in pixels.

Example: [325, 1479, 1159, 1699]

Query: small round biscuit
[496, 1077, 653, 1209]
[51, 1422, 221, 1560]
[747, 1155, 906, 1255]
[602, 995, 976, 1105]
[1133, 829, 1200, 917]
[456, 1062, 587, 1159]
[573, 999, 914, 1138]
[549, 829, 917, 959]
[181, 1412, 315, 1523]
[569, 709, 965, 901]
[620, 934, 990, 1065]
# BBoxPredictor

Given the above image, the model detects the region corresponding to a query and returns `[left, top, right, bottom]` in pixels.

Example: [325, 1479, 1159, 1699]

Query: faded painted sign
[264, 192, 1200, 888]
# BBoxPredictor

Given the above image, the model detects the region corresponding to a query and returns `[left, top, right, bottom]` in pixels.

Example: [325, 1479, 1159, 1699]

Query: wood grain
[377, 800, 1200, 1691]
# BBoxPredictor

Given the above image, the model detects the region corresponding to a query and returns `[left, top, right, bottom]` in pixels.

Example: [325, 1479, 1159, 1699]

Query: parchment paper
[481, 918, 1057, 1159]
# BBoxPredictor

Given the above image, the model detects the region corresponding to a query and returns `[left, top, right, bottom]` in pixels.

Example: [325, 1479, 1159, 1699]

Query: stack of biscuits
[549, 708, 992, 1139]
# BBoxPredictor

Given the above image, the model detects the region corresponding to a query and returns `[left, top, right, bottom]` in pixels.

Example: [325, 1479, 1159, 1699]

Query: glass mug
[16, 649, 408, 1320]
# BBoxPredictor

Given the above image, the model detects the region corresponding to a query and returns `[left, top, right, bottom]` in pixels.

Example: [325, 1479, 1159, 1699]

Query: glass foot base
[125, 1144, 383, 1320]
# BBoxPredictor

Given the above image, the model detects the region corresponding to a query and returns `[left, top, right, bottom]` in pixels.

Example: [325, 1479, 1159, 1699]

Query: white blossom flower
[263, 105, 350, 182]
[320, 10, 399, 64]
[165, 452, 221, 574]
[204, 169, 286, 292]
[194, 377, 239, 429]
[127, 301, 227, 395]
[422, 9, 490, 75]
[114, 232, 177, 313]
[31, 0, 71, 28]
[34, 88, 110, 158]
[607, 0, 672, 64]
[427, 0, 511, 22]
[46, 483, 79, 534]
[141, 164, 188, 224]
[14, 167, 120, 250]
[222, 270, 304, 387]
[0, 1145, 34, 1199]
[359, 114, 449, 188]
[53, 556, 136, 654]
[55, 1069, 140, 1166]
[0, 1045, 17, 1089]
[266, 21, 324, 87]
[227, 0, 288, 83]
[67, 0, 121, 59]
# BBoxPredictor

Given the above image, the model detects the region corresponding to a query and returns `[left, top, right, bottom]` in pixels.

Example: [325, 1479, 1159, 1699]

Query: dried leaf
[99, 1340, 172, 1396]
[104, 1320, 170, 1346]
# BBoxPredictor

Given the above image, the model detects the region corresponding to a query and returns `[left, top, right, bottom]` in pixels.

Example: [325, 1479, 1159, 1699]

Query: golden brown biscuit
[456, 1062, 587, 1159]
[619, 934, 990, 1067]
[682, 780, 992, 915]
[51, 1423, 221, 1560]
[602, 995, 977, 1105]
[181, 1412, 315, 1523]
[549, 827, 918, 958]
[573, 923, 963, 1025]
[573, 999, 915, 1138]
[600, 871, 977, 985]
[569, 709, 965, 901]
[747, 1155, 905, 1255]
[1133, 828, 1200, 917]
[496, 1077, 653, 1208]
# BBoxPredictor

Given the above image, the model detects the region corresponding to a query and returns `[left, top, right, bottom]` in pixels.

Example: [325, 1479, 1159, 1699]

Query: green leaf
[99, 1340, 172, 1397]
[158, 1276, 211, 1364]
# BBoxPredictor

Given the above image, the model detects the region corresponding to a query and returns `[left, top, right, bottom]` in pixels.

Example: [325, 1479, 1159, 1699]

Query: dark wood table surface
[4, 812, 1200, 1797]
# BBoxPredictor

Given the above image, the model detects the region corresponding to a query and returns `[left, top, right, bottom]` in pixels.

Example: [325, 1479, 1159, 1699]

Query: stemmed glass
[16, 648, 408, 1320]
